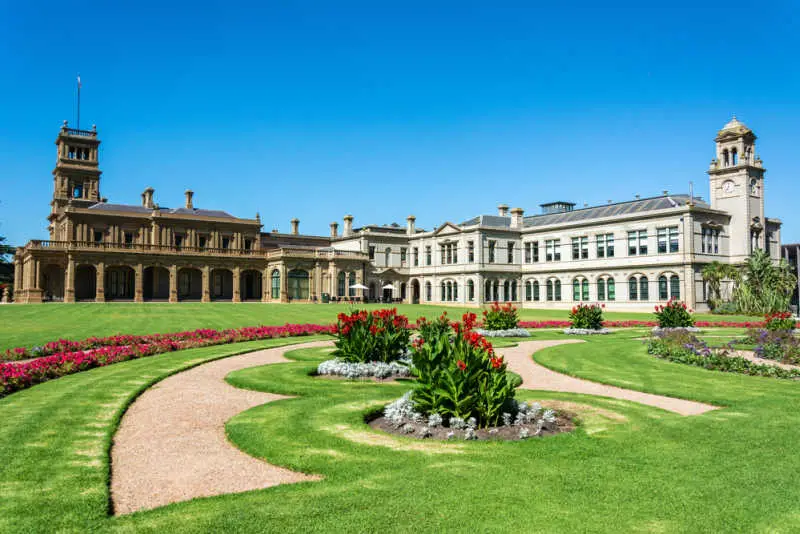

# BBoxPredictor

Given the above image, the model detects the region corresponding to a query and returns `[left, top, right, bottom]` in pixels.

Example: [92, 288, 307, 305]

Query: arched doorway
[400, 282, 407, 302]
[240, 269, 262, 301]
[411, 280, 420, 304]
[211, 269, 233, 300]
[105, 266, 135, 300]
[75, 265, 96, 301]
[42, 264, 65, 301]
[287, 269, 309, 300]
[382, 284, 393, 303]
[143, 266, 170, 300]
[178, 268, 202, 301]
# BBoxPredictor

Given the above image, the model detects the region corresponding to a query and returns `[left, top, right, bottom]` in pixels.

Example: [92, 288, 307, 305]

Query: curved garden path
[110, 340, 332, 515]
[498, 340, 718, 416]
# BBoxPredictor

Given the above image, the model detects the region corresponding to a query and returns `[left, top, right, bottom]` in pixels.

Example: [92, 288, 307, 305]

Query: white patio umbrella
[349, 283, 369, 290]
[381, 284, 394, 290]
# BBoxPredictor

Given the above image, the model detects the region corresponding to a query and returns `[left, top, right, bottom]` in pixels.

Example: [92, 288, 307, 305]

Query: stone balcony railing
[22, 240, 369, 261]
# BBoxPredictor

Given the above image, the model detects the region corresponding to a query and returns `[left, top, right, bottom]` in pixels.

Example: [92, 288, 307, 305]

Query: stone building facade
[14, 118, 782, 310]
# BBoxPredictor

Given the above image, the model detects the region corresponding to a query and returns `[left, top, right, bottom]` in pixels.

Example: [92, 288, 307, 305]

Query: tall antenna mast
[689, 181, 694, 201]
[76, 75, 82, 130]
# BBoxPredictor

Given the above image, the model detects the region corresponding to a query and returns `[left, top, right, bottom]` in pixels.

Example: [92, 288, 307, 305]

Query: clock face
[722, 180, 735, 193]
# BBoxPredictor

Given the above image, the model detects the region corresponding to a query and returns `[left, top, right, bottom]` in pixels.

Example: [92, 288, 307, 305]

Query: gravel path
[498, 340, 718, 416]
[111, 340, 332, 515]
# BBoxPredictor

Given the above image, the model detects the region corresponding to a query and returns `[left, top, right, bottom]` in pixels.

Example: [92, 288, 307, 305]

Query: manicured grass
[4, 329, 800, 532]
[0, 302, 760, 352]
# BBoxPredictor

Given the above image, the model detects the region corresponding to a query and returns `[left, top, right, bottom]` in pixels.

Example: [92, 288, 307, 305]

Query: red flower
[457, 360, 467, 371]
[490, 356, 503, 369]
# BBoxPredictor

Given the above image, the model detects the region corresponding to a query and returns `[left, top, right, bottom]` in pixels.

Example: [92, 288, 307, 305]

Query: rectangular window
[545, 239, 561, 262]
[628, 230, 647, 255]
[175, 235, 184, 249]
[369, 246, 375, 260]
[413, 247, 419, 266]
[452, 244, 458, 264]
[669, 227, 679, 253]
[244, 239, 252, 250]
[468, 241, 474, 263]
[425, 246, 431, 266]
[199, 236, 207, 249]
[441, 245, 446, 264]
[222, 237, 230, 249]
[572, 237, 580, 260]
[93, 230, 103, 243]
[524, 242, 532, 263]
[657, 228, 667, 254]
[124, 232, 134, 245]
[532, 241, 539, 262]
[488, 241, 496, 263]
[597, 234, 614, 258]
[507, 242, 514, 264]
[714, 230, 720, 254]
[400, 247, 407, 263]
[658, 226, 679, 254]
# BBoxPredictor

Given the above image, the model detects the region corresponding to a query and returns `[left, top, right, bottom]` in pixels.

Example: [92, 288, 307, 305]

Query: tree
[702, 261, 738, 310]
[0, 235, 13, 285]
[732, 250, 797, 315]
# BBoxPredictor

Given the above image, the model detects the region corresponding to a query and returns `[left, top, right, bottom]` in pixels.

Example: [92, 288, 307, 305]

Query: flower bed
[369, 392, 572, 441]
[482, 302, 519, 330]
[316, 358, 412, 380]
[332, 309, 410, 363]
[646, 329, 800, 379]
[473, 328, 531, 338]
[563, 328, 611, 335]
[1, 323, 332, 398]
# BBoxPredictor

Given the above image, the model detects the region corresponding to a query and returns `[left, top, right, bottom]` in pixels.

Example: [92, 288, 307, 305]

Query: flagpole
[76, 75, 81, 130]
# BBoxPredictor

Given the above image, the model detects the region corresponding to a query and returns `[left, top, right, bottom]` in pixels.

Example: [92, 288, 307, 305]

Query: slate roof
[460, 195, 710, 229]
[87, 203, 237, 219]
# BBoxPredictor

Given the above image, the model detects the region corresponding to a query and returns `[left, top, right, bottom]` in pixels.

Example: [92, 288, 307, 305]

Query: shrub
[646, 330, 800, 379]
[764, 311, 795, 331]
[569, 303, 605, 330]
[710, 301, 739, 315]
[416, 312, 452, 342]
[410, 312, 516, 428]
[482, 302, 519, 331]
[747, 328, 800, 364]
[654, 299, 695, 328]
[332, 309, 410, 363]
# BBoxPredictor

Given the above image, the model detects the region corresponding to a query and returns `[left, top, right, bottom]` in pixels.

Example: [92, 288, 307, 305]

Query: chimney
[497, 204, 509, 217]
[343, 214, 354, 237]
[510, 207, 524, 229]
[290, 218, 299, 235]
[142, 187, 154, 209]
[406, 215, 416, 236]
[663, 190, 669, 196]
[330, 222, 339, 238]
[184, 189, 194, 209]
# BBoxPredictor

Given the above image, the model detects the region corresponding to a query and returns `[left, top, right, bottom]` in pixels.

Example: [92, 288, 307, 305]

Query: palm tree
[702, 262, 724, 308]
[733, 250, 797, 314]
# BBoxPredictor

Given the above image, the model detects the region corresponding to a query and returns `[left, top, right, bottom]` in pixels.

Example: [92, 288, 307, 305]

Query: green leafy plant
[332, 308, 410, 363]
[410, 313, 516, 427]
[654, 299, 695, 328]
[764, 311, 795, 331]
[569, 303, 605, 330]
[482, 302, 519, 330]
[732, 250, 797, 315]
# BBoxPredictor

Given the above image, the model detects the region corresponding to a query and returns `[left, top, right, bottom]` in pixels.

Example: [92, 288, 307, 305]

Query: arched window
[670, 275, 680, 299]
[288, 270, 309, 300]
[384, 247, 391, 266]
[485, 280, 492, 301]
[731, 147, 738, 165]
[511, 280, 517, 301]
[607, 278, 615, 301]
[629, 277, 638, 301]
[425, 282, 432, 301]
[453, 282, 458, 301]
[658, 275, 668, 300]
[503, 280, 510, 302]
[337, 272, 346, 297]
[723, 149, 729, 166]
[441, 281, 446, 302]
[639, 277, 649, 301]
[598, 278, 606, 301]
[348, 272, 356, 297]
[533, 281, 540, 301]
[554, 280, 562, 301]
[493, 280, 500, 302]
[467, 279, 475, 301]
[525, 281, 532, 301]
[573, 279, 581, 301]
[582, 279, 589, 301]
[546, 280, 553, 301]
[271, 269, 280, 299]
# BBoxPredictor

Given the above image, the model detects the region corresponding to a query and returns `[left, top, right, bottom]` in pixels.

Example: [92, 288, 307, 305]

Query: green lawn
[0, 302, 761, 352]
[3, 327, 800, 532]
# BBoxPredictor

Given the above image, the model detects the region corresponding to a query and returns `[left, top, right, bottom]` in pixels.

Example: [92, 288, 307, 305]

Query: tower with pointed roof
[707, 116, 766, 262]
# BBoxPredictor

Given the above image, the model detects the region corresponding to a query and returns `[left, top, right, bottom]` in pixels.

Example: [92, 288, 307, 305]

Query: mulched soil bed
[367, 411, 575, 441]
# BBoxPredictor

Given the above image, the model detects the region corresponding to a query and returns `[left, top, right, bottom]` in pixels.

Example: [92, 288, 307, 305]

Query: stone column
[134, 263, 144, 303]
[315, 263, 323, 301]
[13, 256, 22, 303]
[232, 266, 241, 303]
[280, 265, 289, 302]
[95, 262, 105, 302]
[64, 256, 76, 303]
[202, 266, 211, 303]
[169, 265, 178, 303]
[329, 262, 337, 297]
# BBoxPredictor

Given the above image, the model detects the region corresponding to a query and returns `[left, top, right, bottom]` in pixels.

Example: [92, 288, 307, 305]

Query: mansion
[13, 118, 782, 310]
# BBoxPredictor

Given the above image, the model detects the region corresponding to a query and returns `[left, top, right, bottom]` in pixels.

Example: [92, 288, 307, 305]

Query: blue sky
[2, 1, 799, 246]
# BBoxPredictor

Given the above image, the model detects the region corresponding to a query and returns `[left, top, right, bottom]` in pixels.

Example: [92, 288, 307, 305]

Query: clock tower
[707, 117, 766, 262]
